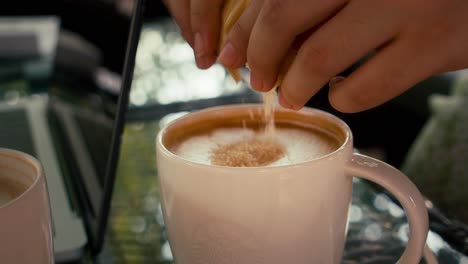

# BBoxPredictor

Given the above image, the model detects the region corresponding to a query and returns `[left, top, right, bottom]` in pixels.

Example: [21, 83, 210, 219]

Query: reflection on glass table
[95, 19, 467, 263]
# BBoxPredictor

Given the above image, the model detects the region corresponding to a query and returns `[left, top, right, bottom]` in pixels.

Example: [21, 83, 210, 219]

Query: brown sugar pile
[211, 137, 285, 167]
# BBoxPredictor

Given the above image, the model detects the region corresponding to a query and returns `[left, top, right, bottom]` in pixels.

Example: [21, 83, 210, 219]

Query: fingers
[279, 1, 401, 110]
[191, 0, 224, 69]
[164, 0, 193, 46]
[218, 0, 264, 70]
[247, 0, 346, 91]
[327, 39, 441, 113]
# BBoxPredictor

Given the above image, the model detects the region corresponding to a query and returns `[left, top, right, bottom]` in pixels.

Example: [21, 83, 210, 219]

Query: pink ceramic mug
[0, 148, 54, 263]
[156, 104, 429, 264]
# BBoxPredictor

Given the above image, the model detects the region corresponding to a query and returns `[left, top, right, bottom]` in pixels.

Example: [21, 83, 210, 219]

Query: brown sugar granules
[211, 137, 285, 167]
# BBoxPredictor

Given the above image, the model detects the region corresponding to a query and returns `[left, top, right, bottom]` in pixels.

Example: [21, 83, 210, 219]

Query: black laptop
[0, 0, 145, 262]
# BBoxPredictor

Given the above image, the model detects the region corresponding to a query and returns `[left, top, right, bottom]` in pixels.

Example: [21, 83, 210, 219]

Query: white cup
[156, 104, 428, 264]
[0, 148, 54, 263]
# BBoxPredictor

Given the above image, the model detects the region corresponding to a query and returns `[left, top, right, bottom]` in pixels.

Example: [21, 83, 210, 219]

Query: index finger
[164, 0, 194, 46]
[248, 0, 346, 90]
[191, 0, 224, 69]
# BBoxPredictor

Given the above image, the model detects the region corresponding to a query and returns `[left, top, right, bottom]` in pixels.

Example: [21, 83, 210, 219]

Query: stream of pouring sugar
[262, 87, 277, 137]
[219, 0, 279, 137]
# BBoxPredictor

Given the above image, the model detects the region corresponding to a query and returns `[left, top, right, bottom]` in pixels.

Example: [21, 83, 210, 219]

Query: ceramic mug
[0, 148, 54, 263]
[156, 104, 428, 264]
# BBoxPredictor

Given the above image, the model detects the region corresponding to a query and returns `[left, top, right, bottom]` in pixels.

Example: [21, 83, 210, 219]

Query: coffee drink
[0, 176, 29, 206]
[0, 148, 55, 263]
[164, 105, 345, 168]
[157, 105, 429, 264]
[173, 127, 340, 167]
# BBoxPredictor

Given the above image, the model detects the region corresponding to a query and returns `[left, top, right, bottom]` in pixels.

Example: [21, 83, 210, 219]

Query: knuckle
[227, 23, 249, 57]
[260, 0, 288, 31]
[338, 32, 355, 54]
[230, 22, 248, 43]
[348, 72, 396, 110]
[191, 3, 220, 22]
[190, 9, 204, 21]
[338, 17, 368, 50]
[298, 45, 332, 77]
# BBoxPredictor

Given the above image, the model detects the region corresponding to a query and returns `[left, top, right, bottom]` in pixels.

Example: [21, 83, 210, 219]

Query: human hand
[162, 0, 224, 69]
[217, 0, 468, 112]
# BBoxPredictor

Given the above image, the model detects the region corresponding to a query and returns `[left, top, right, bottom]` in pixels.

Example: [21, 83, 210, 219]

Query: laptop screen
[50, 0, 145, 253]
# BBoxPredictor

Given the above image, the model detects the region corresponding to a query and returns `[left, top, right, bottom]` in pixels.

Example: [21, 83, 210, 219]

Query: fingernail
[250, 73, 264, 91]
[278, 89, 293, 109]
[194, 32, 205, 58]
[329, 76, 346, 89]
[197, 56, 214, 69]
[194, 33, 214, 69]
[218, 42, 238, 68]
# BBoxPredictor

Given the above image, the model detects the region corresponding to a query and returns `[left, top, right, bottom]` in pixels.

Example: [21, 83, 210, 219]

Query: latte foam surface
[173, 127, 337, 167]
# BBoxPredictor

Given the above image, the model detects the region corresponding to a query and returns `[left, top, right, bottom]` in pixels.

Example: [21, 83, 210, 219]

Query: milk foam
[174, 128, 337, 166]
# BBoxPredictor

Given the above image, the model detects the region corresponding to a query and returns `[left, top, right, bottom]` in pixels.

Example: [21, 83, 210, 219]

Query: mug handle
[346, 153, 429, 264]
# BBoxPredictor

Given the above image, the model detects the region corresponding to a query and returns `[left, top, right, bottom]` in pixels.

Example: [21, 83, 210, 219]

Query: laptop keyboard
[0, 108, 36, 156]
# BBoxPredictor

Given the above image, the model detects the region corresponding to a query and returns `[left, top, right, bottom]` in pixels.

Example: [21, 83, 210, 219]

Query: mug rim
[156, 104, 353, 170]
[0, 148, 43, 210]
